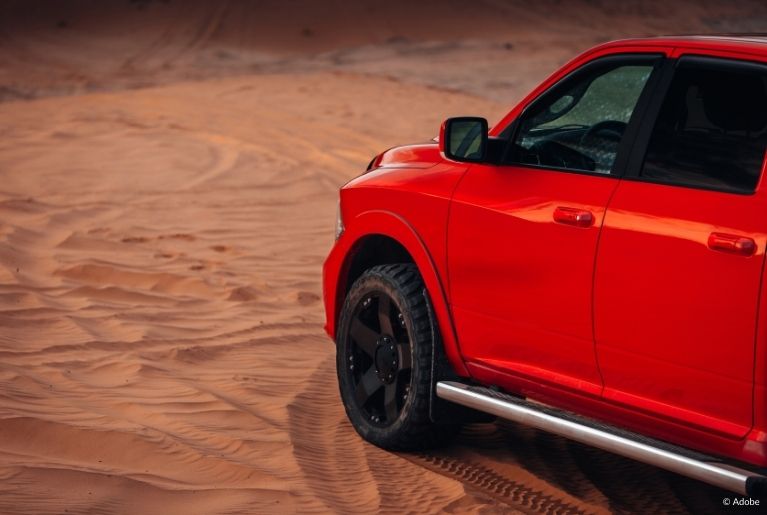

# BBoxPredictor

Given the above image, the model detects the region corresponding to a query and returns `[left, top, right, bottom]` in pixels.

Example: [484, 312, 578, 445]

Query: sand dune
[1, 1, 766, 513]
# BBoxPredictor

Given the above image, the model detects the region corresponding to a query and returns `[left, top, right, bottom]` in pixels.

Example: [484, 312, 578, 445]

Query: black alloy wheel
[336, 264, 459, 450]
[347, 290, 412, 426]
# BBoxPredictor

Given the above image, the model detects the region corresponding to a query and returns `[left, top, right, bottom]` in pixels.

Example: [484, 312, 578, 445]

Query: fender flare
[330, 209, 469, 377]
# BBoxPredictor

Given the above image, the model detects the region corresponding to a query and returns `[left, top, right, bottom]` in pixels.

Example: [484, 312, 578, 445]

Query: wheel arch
[325, 209, 469, 377]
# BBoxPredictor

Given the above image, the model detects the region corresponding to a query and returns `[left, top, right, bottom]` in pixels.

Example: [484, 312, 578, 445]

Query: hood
[372, 141, 441, 170]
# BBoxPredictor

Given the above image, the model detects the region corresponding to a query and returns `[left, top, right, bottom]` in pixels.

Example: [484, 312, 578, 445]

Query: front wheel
[336, 263, 458, 450]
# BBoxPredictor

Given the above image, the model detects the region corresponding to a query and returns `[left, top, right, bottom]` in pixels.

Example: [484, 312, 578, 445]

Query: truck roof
[597, 34, 767, 55]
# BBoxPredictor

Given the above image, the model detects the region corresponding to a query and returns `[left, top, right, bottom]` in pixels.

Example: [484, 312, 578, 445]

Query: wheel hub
[374, 336, 399, 384]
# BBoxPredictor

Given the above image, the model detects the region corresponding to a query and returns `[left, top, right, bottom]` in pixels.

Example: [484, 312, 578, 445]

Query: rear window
[641, 56, 767, 193]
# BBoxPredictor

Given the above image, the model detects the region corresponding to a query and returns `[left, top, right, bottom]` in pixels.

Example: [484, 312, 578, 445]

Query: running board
[436, 381, 767, 496]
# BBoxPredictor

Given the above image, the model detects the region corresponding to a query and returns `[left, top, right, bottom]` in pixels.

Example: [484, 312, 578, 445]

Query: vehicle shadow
[441, 420, 764, 514]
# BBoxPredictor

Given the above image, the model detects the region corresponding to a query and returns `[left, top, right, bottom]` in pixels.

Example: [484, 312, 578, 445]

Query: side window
[641, 57, 767, 193]
[509, 58, 657, 174]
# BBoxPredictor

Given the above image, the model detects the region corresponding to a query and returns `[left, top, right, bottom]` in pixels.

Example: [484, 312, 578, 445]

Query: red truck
[322, 35, 767, 496]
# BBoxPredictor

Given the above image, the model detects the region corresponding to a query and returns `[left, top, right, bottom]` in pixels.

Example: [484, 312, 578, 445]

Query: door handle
[708, 232, 756, 256]
[553, 207, 594, 228]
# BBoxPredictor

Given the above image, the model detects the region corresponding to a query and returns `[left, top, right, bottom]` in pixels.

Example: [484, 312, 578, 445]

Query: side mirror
[439, 117, 488, 163]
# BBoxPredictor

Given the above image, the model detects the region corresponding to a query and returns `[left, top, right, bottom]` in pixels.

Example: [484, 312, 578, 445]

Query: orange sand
[0, 1, 763, 513]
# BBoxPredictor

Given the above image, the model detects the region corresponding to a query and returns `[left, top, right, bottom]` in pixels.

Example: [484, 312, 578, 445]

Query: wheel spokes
[354, 367, 382, 406]
[378, 295, 394, 336]
[384, 383, 398, 422]
[348, 289, 414, 425]
[397, 342, 412, 371]
[350, 317, 379, 357]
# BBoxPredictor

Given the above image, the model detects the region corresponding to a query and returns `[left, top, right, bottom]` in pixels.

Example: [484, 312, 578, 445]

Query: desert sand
[1, 1, 765, 513]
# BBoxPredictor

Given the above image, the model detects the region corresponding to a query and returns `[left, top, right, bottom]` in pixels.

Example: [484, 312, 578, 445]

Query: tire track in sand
[288, 353, 739, 514]
[289, 355, 595, 513]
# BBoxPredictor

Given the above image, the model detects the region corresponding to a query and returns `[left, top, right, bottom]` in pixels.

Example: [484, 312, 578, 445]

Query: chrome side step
[436, 381, 767, 496]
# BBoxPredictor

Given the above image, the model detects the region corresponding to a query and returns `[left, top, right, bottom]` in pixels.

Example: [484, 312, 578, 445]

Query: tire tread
[336, 263, 459, 450]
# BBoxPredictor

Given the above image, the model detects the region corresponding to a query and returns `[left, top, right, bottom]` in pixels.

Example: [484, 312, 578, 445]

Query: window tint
[641, 57, 767, 193]
[510, 60, 655, 174]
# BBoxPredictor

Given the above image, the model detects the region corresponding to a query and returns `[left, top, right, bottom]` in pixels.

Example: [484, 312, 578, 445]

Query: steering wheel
[580, 120, 627, 144]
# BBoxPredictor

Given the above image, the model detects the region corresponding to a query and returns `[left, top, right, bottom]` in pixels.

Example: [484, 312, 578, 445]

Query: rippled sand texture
[1, 1, 766, 513]
[0, 73, 507, 513]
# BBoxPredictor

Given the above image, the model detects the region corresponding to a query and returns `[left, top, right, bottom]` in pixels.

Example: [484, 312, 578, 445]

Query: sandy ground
[1, 1, 766, 513]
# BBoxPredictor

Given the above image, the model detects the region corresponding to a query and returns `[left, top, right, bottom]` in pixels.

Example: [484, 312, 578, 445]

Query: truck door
[594, 54, 767, 437]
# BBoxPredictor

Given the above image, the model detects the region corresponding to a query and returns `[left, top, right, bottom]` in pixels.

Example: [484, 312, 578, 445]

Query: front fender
[322, 209, 469, 377]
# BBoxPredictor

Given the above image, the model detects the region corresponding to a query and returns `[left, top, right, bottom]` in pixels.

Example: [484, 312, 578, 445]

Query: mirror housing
[439, 117, 489, 163]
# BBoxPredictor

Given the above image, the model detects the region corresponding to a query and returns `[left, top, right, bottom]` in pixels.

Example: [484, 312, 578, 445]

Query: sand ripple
[0, 2, 758, 512]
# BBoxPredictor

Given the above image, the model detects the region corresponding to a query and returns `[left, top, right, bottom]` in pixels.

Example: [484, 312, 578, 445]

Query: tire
[336, 263, 459, 450]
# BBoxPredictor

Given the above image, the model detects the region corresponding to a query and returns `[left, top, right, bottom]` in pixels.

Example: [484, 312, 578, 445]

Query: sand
[0, 1, 765, 513]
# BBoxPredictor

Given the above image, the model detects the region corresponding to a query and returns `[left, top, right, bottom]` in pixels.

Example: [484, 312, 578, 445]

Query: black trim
[622, 174, 758, 196]
[622, 58, 677, 178]
[499, 53, 666, 178]
[498, 119, 520, 164]
[492, 161, 622, 180]
[485, 136, 507, 164]
[677, 54, 767, 74]
[610, 57, 668, 177]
